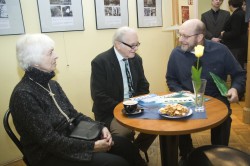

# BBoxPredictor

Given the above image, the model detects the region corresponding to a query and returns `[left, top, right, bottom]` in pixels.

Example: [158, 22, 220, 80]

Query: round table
[114, 94, 228, 166]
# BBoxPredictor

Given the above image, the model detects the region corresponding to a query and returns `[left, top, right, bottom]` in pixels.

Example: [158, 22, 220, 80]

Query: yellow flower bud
[194, 45, 204, 58]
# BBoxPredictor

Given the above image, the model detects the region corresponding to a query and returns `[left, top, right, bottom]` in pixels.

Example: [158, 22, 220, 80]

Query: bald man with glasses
[91, 27, 156, 165]
[166, 19, 246, 165]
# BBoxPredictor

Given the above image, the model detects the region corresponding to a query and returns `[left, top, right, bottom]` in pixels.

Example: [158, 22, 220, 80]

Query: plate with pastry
[158, 103, 192, 119]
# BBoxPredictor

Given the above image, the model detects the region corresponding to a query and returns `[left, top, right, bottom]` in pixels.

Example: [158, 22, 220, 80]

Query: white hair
[16, 34, 55, 70]
[112, 26, 137, 44]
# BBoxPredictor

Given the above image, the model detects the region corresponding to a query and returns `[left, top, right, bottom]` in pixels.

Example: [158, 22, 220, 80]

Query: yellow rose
[194, 45, 204, 58]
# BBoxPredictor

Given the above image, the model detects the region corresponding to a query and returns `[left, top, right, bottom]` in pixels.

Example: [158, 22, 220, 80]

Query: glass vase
[192, 79, 207, 112]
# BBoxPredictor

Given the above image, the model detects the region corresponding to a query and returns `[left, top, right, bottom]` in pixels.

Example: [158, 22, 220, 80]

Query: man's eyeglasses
[177, 33, 200, 40]
[120, 41, 140, 49]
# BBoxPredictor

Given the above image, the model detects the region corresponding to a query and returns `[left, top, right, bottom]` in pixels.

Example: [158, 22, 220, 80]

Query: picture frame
[37, 0, 84, 33]
[94, 0, 129, 30]
[181, 6, 189, 23]
[136, 0, 162, 28]
[0, 0, 25, 36]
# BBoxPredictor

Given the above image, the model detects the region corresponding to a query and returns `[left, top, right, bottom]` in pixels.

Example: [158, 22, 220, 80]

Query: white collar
[114, 47, 125, 61]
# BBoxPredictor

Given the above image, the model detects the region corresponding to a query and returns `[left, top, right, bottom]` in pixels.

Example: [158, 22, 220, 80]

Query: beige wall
[0, 0, 174, 164]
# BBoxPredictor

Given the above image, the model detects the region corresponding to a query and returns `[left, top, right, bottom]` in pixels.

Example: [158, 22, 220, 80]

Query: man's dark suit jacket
[91, 47, 149, 128]
[201, 9, 230, 39]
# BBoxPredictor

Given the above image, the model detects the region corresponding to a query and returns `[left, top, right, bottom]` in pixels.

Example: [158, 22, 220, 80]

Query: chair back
[3, 109, 31, 166]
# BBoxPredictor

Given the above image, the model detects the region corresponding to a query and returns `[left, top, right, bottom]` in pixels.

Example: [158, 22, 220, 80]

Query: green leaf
[209, 72, 228, 97]
[192, 66, 202, 91]
[191, 66, 202, 82]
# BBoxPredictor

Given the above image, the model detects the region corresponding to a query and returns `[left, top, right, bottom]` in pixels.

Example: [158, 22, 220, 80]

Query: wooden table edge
[114, 93, 228, 135]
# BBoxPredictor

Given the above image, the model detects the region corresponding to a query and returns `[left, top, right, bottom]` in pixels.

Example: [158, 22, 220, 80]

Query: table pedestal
[159, 135, 179, 166]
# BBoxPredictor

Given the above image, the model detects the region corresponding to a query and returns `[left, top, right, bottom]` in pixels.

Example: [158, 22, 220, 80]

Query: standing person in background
[221, 0, 248, 69]
[201, 0, 230, 42]
[166, 19, 246, 165]
[91, 26, 156, 165]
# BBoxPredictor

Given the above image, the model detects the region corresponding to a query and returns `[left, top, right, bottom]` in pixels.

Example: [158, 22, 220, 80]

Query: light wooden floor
[3, 102, 250, 166]
[145, 101, 250, 166]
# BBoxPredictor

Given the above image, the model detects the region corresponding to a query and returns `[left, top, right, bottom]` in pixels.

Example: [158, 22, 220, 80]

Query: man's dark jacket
[201, 9, 230, 39]
[91, 47, 149, 128]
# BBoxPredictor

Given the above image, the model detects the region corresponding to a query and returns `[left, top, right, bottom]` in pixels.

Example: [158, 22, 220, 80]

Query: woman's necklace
[28, 77, 72, 122]
[28, 77, 55, 96]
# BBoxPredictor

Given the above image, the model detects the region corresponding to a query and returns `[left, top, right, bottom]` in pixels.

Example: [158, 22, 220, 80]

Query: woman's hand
[93, 127, 113, 152]
[93, 139, 112, 152]
[101, 127, 112, 144]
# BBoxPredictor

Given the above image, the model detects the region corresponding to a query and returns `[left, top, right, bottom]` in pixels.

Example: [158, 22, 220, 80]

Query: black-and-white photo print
[0, 0, 8, 18]
[144, 0, 156, 16]
[104, 0, 121, 16]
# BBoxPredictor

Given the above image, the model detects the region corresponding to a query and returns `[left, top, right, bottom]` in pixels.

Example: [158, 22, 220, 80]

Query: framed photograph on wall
[0, 0, 25, 36]
[94, 0, 129, 30]
[136, 0, 162, 28]
[37, 0, 84, 33]
[181, 6, 189, 23]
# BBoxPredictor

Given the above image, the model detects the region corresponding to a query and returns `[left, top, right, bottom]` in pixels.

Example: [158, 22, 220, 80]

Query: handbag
[69, 121, 103, 141]
[47, 84, 103, 141]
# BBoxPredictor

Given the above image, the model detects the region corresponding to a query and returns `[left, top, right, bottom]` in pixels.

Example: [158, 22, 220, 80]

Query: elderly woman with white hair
[9, 34, 145, 166]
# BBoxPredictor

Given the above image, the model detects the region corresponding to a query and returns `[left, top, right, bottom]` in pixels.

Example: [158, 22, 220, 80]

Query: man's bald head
[179, 19, 206, 36]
